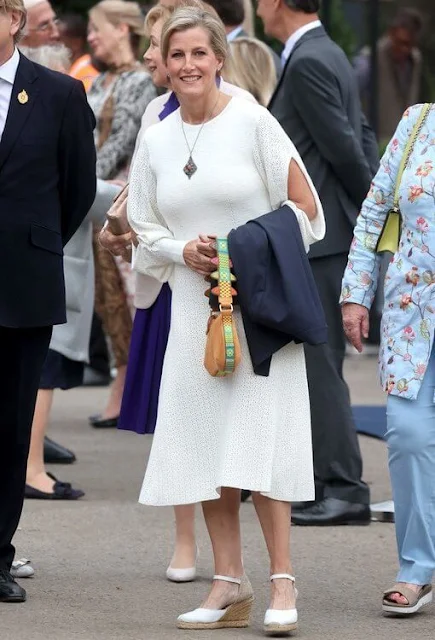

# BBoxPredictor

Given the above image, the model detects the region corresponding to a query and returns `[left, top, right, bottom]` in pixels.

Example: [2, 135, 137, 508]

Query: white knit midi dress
[127, 98, 325, 506]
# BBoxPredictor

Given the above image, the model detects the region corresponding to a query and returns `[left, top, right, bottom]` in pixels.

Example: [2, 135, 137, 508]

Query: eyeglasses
[29, 17, 60, 33]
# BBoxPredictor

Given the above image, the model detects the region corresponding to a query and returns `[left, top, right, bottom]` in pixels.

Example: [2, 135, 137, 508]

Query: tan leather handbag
[204, 238, 241, 377]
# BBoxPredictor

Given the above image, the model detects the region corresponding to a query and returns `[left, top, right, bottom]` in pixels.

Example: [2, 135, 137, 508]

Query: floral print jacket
[341, 104, 435, 400]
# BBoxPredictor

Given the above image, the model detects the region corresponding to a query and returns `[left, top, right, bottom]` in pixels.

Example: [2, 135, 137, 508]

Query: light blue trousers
[386, 347, 435, 585]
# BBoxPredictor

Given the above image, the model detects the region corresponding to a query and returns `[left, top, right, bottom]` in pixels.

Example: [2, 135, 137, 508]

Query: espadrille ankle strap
[213, 575, 241, 585]
[270, 574, 295, 582]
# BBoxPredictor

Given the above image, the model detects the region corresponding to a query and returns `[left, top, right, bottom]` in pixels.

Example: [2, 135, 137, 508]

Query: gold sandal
[382, 583, 433, 615]
[176, 574, 254, 629]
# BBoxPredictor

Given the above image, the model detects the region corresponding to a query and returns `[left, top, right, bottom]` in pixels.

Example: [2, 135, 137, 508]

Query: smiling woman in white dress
[127, 6, 325, 636]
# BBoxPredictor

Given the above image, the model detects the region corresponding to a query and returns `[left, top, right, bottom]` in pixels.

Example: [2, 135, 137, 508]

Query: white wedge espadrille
[264, 574, 298, 636]
[176, 574, 254, 630]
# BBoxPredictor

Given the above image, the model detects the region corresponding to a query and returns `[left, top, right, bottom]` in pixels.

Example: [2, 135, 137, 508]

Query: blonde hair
[144, 3, 173, 35]
[145, 1, 219, 37]
[19, 43, 71, 71]
[241, 0, 254, 37]
[223, 37, 276, 106]
[0, 0, 27, 41]
[89, 0, 145, 36]
[161, 5, 227, 63]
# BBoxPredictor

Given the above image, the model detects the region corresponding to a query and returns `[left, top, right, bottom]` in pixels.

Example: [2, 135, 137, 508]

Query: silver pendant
[183, 155, 197, 179]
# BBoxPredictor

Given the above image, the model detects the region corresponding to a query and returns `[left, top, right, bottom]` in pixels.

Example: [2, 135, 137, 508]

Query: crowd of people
[1, 0, 435, 634]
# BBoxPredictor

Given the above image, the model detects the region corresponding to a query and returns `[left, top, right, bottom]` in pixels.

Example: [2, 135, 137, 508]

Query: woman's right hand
[183, 239, 216, 277]
[342, 303, 370, 353]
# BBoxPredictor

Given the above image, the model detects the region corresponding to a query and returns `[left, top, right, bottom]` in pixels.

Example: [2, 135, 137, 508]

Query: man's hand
[342, 303, 370, 353]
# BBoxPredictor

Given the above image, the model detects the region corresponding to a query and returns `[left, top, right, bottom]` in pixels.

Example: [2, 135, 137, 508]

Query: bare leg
[26, 389, 55, 493]
[200, 488, 244, 608]
[252, 492, 296, 610]
[101, 364, 126, 419]
[169, 504, 197, 569]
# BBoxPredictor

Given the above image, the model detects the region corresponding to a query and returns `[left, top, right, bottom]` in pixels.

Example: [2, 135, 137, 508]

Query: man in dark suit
[258, 0, 379, 525]
[0, 1, 96, 601]
[206, 0, 282, 78]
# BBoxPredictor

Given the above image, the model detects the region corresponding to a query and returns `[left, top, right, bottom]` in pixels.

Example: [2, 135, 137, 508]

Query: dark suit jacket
[0, 54, 96, 328]
[269, 26, 379, 259]
[228, 205, 328, 376]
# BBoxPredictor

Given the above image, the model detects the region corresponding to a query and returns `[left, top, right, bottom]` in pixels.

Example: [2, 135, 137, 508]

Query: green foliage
[321, 0, 356, 59]
[253, 0, 356, 59]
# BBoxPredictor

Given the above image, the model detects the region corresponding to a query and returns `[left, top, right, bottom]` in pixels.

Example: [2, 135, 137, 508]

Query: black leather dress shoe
[0, 570, 26, 602]
[291, 497, 371, 526]
[44, 437, 76, 464]
[291, 501, 314, 512]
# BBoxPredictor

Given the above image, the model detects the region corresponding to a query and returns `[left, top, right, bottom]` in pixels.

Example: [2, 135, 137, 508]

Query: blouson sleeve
[341, 105, 421, 309]
[253, 110, 325, 252]
[127, 137, 186, 283]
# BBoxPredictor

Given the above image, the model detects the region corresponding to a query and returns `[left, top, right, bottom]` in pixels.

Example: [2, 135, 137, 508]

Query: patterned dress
[88, 68, 157, 180]
[341, 104, 435, 401]
[87, 69, 157, 366]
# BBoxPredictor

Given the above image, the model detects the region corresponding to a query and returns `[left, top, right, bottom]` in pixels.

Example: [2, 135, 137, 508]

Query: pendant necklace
[181, 94, 221, 179]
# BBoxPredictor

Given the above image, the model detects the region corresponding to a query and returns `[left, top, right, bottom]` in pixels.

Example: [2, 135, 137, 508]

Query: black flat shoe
[0, 570, 26, 602]
[25, 474, 84, 500]
[43, 437, 76, 464]
[89, 414, 119, 428]
[291, 497, 371, 526]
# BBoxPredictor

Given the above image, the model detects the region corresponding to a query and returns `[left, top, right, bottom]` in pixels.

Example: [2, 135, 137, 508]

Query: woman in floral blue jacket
[342, 103, 435, 616]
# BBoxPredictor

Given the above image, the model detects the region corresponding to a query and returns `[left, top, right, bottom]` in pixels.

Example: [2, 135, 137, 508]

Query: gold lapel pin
[17, 90, 28, 105]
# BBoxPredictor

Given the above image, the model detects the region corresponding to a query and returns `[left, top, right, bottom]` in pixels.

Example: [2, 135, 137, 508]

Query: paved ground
[3, 354, 434, 640]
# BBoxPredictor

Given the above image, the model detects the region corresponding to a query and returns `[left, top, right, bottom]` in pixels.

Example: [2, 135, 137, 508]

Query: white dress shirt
[226, 25, 244, 42]
[281, 20, 322, 68]
[0, 48, 20, 142]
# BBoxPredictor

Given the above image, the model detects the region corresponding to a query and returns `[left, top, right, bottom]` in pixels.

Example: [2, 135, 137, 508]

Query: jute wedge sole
[177, 596, 254, 630]
[264, 621, 298, 636]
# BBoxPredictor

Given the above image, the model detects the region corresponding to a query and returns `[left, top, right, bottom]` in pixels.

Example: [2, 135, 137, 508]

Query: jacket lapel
[0, 54, 39, 172]
[268, 26, 326, 110]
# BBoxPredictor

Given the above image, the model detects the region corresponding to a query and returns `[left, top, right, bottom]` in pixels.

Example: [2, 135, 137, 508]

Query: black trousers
[304, 253, 370, 505]
[0, 325, 52, 571]
[88, 312, 110, 376]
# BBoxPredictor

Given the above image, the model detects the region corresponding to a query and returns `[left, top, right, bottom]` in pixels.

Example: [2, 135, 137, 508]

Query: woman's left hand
[183, 239, 216, 276]
[197, 234, 217, 258]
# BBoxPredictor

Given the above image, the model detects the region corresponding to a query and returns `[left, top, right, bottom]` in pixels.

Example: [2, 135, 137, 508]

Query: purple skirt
[118, 284, 171, 435]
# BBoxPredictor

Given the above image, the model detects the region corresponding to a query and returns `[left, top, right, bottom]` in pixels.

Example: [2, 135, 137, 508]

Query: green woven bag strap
[216, 238, 236, 376]
[393, 103, 431, 211]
